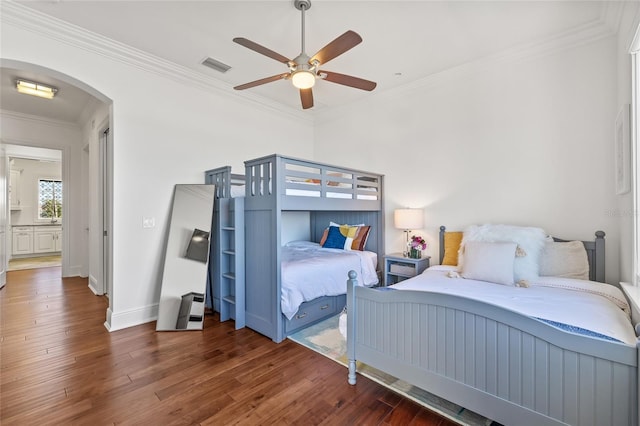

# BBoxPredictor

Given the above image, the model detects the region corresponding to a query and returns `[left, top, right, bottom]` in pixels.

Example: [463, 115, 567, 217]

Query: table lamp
[394, 208, 424, 257]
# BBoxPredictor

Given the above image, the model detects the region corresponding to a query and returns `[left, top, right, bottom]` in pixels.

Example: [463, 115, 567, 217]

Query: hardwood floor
[1, 267, 458, 425]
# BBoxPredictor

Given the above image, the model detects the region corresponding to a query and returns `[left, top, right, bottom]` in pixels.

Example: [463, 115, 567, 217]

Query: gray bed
[346, 227, 639, 425]
[244, 154, 385, 343]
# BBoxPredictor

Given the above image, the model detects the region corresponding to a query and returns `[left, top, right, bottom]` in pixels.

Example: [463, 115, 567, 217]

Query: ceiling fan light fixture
[16, 79, 58, 99]
[291, 70, 315, 89]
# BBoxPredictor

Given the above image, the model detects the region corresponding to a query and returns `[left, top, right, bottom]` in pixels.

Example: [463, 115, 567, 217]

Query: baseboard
[66, 264, 84, 277]
[104, 303, 158, 332]
[88, 274, 101, 295]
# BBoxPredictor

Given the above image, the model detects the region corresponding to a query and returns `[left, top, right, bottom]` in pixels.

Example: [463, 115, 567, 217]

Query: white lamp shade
[394, 208, 424, 230]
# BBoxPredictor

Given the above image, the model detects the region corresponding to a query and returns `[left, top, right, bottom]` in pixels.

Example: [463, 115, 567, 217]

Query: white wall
[1, 7, 314, 330]
[315, 36, 622, 285]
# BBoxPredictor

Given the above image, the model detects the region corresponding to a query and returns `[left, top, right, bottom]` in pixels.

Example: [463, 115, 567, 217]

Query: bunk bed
[204, 166, 245, 329]
[244, 154, 385, 343]
[346, 227, 640, 426]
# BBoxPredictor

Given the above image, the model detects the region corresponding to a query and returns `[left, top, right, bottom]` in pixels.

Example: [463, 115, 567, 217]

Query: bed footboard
[346, 272, 639, 426]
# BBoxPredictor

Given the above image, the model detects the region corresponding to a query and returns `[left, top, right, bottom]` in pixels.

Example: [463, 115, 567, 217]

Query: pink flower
[410, 235, 427, 250]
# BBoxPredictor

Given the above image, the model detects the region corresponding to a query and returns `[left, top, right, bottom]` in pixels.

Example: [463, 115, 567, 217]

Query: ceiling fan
[233, 0, 376, 110]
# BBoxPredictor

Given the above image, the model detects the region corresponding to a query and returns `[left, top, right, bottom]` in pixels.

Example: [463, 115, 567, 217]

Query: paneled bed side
[348, 231, 640, 426]
[244, 154, 385, 343]
[204, 166, 245, 329]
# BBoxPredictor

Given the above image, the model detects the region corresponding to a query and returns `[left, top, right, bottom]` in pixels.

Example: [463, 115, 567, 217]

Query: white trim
[104, 304, 158, 332]
[634, 52, 640, 287]
[88, 273, 100, 295]
[0, 109, 80, 130]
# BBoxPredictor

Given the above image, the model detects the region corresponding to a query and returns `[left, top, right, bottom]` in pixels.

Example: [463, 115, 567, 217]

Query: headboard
[438, 226, 606, 283]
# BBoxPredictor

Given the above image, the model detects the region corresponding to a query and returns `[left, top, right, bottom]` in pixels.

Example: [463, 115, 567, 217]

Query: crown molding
[1, 1, 313, 125]
[316, 14, 616, 124]
[1, 108, 81, 130]
[600, 1, 625, 35]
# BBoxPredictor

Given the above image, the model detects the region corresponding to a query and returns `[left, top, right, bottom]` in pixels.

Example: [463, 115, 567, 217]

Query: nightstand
[384, 253, 431, 286]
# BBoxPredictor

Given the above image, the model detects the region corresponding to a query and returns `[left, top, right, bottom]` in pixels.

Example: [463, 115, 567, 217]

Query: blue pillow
[322, 225, 347, 249]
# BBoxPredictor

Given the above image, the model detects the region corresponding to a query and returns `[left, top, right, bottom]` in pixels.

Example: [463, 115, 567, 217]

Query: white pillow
[460, 241, 517, 286]
[458, 224, 547, 284]
[539, 240, 589, 280]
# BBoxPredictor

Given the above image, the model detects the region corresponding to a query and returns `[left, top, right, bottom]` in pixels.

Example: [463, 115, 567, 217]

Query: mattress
[391, 266, 637, 345]
[229, 184, 245, 198]
[281, 241, 378, 320]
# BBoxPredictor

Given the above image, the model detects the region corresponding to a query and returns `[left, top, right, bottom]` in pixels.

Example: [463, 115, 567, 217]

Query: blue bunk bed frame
[244, 154, 385, 343]
[204, 166, 245, 329]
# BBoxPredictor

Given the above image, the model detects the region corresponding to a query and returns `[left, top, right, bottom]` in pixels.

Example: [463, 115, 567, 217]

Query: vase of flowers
[409, 235, 427, 259]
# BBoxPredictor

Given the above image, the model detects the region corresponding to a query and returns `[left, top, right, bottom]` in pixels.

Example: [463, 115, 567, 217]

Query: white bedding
[391, 266, 637, 345]
[281, 242, 378, 320]
[226, 183, 378, 200]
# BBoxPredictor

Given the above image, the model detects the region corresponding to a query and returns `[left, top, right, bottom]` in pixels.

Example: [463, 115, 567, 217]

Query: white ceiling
[0, 1, 616, 122]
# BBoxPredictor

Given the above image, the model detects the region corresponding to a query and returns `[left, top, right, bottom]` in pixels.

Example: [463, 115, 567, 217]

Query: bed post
[594, 230, 605, 283]
[347, 270, 358, 385]
[439, 226, 446, 265]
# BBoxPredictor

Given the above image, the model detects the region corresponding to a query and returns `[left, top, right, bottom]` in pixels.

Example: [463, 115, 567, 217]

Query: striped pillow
[320, 224, 371, 251]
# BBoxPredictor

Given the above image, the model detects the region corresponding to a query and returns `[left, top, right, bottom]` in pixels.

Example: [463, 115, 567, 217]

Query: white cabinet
[9, 169, 22, 210]
[12, 226, 33, 255]
[12, 226, 62, 256]
[54, 229, 62, 252]
[33, 227, 62, 253]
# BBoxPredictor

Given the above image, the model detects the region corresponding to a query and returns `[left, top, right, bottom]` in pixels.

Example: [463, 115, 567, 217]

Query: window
[38, 178, 62, 220]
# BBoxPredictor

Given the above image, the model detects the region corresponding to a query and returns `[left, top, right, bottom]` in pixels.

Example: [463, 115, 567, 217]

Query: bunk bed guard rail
[244, 154, 383, 211]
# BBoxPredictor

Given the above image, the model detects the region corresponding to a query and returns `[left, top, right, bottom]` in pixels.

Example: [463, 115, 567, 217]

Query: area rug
[288, 313, 493, 426]
[8, 255, 62, 271]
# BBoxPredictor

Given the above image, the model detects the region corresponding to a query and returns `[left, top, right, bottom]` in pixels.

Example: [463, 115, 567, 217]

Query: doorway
[6, 151, 63, 272]
[1, 59, 114, 328]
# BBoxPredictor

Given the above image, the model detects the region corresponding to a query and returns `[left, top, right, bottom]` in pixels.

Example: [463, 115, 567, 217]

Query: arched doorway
[0, 59, 113, 324]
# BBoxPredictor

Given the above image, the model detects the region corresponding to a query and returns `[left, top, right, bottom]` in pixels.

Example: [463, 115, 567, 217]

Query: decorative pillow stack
[458, 224, 547, 286]
[320, 221, 371, 251]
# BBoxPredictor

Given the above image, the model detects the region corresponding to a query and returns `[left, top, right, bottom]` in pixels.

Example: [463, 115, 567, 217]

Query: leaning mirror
[156, 184, 215, 331]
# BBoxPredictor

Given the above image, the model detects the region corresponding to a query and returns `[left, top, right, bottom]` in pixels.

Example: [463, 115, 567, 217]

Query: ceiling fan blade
[233, 37, 291, 64]
[310, 31, 362, 65]
[321, 71, 377, 91]
[300, 88, 313, 109]
[234, 73, 290, 90]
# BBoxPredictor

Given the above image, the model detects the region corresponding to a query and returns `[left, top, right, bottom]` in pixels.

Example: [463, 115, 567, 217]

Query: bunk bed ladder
[217, 197, 245, 329]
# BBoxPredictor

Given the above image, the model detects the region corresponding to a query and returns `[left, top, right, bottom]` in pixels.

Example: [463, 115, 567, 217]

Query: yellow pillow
[442, 232, 463, 266]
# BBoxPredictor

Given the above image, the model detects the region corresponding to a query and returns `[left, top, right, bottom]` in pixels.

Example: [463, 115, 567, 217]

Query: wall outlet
[142, 217, 155, 228]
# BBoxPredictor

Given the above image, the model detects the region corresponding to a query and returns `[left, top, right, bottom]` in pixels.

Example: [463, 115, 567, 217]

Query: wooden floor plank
[1, 266, 457, 425]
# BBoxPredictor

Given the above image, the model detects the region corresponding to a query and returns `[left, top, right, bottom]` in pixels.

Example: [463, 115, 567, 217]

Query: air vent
[201, 57, 231, 73]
